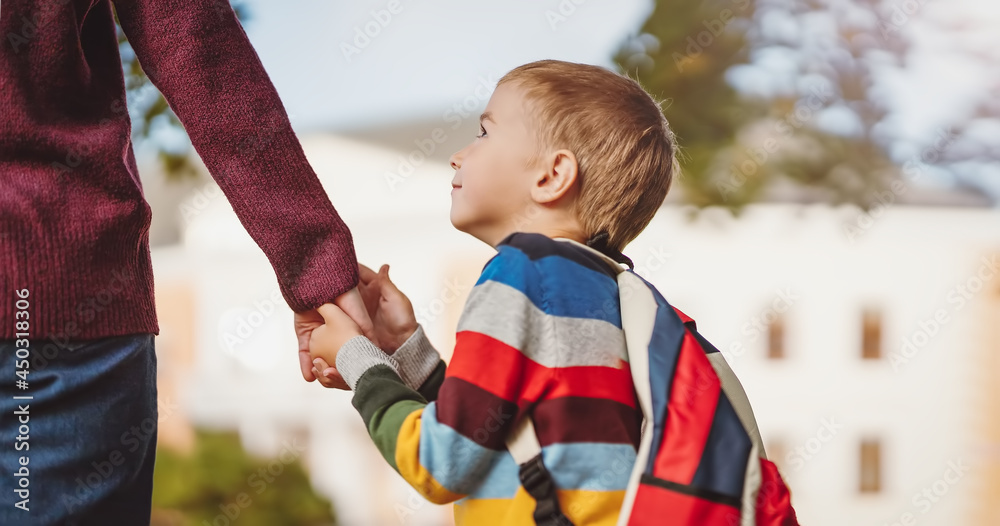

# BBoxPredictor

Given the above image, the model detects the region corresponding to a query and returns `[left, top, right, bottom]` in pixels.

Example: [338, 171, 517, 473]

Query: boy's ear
[531, 149, 579, 204]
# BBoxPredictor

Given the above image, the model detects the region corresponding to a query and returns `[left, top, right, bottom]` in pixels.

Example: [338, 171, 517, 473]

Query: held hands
[310, 264, 419, 389]
[293, 286, 375, 388]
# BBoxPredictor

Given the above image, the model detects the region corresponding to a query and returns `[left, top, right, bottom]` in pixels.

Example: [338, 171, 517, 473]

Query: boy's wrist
[334, 335, 400, 391]
[391, 325, 441, 390]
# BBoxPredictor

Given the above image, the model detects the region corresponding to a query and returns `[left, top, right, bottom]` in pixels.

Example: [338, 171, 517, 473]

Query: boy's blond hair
[499, 60, 678, 252]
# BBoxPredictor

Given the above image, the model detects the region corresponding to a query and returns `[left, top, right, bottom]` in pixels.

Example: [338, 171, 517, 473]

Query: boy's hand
[293, 286, 375, 383]
[357, 263, 418, 354]
[309, 303, 363, 363]
[308, 303, 363, 389]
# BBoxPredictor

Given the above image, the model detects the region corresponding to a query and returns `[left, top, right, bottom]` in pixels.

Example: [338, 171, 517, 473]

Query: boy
[309, 59, 678, 525]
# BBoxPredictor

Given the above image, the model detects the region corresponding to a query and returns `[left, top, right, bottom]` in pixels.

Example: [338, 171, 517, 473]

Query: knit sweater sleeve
[112, 0, 358, 311]
[335, 247, 553, 504]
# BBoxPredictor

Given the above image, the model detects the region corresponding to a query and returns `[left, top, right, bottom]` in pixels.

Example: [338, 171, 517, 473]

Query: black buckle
[518, 454, 575, 526]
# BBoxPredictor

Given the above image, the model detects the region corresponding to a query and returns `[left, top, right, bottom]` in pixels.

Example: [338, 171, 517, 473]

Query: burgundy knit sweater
[0, 0, 359, 341]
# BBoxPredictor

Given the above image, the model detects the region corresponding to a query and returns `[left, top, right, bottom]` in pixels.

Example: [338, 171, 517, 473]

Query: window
[861, 309, 882, 360]
[859, 438, 882, 493]
[767, 314, 785, 360]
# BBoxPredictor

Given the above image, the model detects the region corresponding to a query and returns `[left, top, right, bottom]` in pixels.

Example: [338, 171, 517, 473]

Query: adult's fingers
[332, 289, 376, 342]
[359, 263, 379, 285]
[300, 349, 317, 382]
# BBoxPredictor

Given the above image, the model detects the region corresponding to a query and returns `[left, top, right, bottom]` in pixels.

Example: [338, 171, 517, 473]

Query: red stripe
[446, 331, 637, 408]
[628, 483, 739, 525]
[653, 331, 721, 483]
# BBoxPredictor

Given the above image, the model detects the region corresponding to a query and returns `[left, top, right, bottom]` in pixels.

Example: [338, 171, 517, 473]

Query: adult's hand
[293, 286, 374, 382]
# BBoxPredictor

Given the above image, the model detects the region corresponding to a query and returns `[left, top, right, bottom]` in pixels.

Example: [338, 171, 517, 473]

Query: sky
[238, 0, 651, 131]
[234, 0, 998, 202]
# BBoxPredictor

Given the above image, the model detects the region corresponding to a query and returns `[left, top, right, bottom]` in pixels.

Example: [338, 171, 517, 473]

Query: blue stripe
[641, 273, 686, 475]
[465, 442, 638, 499]
[543, 442, 636, 491]
[499, 232, 620, 279]
[477, 244, 622, 327]
[690, 394, 752, 499]
[418, 403, 510, 496]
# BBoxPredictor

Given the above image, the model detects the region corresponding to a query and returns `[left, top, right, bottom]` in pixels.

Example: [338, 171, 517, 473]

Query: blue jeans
[0, 334, 158, 525]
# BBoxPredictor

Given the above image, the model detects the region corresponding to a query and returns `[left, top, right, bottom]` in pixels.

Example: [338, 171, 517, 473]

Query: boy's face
[448, 82, 541, 247]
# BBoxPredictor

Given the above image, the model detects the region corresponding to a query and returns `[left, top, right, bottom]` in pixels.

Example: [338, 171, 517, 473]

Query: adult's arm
[113, 0, 358, 311]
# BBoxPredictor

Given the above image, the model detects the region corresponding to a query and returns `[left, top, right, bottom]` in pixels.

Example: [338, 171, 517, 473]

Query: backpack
[505, 238, 800, 526]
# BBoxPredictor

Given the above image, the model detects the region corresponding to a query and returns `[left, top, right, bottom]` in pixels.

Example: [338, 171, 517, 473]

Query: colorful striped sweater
[335, 232, 642, 525]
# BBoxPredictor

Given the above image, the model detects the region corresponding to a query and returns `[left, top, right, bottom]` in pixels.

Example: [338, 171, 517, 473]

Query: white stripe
[615, 271, 658, 526]
[506, 417, 542, 465]
[740, 441, 763, 526]
[457, 280, 627, 368]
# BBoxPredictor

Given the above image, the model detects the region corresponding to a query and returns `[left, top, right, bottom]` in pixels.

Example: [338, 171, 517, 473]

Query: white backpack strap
[506, 416, 541, 465]
[505, 416, 577, 525]
[614, 271, 659, 525]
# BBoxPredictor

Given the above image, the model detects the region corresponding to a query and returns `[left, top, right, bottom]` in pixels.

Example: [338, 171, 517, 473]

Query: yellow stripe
[453, 487, 625, 525]
[394, 409, 465, 504]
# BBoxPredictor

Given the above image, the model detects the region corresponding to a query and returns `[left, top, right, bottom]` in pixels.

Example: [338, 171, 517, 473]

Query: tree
[615, 0, 911, 210]
[150, 429, 336, 526]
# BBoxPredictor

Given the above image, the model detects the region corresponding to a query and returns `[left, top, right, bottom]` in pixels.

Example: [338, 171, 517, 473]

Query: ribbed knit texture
[390, 324, 442, 389]
[348, 233, 642, 526]
[336, 335, 399, 391]
[0, 0, 358, 340]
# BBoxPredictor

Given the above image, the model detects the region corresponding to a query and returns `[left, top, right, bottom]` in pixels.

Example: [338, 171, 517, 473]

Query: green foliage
[150, 430, 336, 526]
[615, 0, 908, 210]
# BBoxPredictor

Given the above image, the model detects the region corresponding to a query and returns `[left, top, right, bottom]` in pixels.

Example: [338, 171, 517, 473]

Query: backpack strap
[506, 417, 575, 526]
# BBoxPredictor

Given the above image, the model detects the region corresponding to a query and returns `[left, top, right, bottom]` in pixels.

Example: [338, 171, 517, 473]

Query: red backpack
[506, 238, 800, 525]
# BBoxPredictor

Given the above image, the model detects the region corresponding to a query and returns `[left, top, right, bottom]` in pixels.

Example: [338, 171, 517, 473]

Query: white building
[147, 133, 999, 526]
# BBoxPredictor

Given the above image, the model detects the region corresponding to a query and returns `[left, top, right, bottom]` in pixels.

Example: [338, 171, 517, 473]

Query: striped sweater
[336, 232, 641, 525]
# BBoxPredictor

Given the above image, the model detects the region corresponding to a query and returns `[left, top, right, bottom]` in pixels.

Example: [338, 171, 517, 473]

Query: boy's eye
[476, 126, 487, 139]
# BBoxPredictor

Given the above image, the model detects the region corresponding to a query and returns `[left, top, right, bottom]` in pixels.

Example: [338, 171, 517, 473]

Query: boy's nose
[449, 150, 463, 170]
